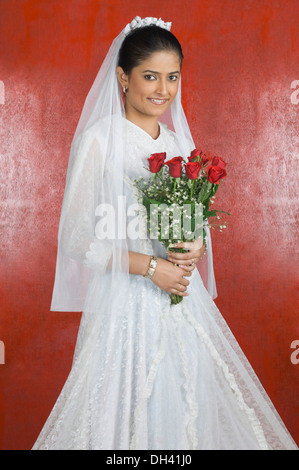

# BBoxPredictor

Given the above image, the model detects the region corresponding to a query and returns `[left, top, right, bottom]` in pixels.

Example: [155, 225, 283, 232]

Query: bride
[32, 17, 297, 450]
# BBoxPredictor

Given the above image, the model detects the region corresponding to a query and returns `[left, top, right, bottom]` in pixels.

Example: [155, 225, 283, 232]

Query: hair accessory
[124, 16, 172, 36]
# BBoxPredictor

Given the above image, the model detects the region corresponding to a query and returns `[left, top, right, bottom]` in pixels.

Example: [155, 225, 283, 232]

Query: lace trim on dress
[182, 303, 269, 450]
[128, 298, 270, 451]
[84, 238, 113, 272]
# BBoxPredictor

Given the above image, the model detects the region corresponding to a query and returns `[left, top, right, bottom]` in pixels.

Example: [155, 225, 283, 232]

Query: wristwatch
[143, 256, 158, 279]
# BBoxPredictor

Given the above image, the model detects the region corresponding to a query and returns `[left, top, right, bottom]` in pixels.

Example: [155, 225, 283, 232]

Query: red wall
[0, 0, 298, 449]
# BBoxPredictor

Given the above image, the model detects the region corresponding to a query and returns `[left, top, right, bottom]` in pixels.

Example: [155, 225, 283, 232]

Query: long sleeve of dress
[58, 130, 113, 274]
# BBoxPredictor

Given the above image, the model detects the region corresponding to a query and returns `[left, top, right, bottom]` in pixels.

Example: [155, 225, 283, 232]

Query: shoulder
[160, 122, 194, 156]
[73, 115, 120, 151]
[159, 122, 175, 138]
[159, 122, 176, 147]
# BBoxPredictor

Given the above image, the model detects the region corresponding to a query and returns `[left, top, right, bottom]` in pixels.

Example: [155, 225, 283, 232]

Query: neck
[124, 106, 160, 140]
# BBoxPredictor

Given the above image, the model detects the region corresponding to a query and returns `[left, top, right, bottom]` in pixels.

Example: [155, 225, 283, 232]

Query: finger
[169, 258, 191, 266]
[169, 248, 203, 260]
[180, 267, 193, 275]
[169, 254, 199, 267]
[173, 285, 188, 295]
[181, 264, 196, 272]
[174, 239, 204, 251]
[169, 261, 192, 272]
[173, 290, 189, 297]
[176, 267, 192, 276]
[169, 286, 188, 297]
[177, 278, 190, 287]
[168, 252, 194, 261]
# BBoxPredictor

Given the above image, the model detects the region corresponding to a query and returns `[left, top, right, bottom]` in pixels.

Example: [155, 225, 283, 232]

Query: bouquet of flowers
[134, 148, 229, 304]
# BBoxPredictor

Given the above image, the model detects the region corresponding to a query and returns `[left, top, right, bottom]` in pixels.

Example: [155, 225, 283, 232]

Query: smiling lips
[148, 98, 169, 105]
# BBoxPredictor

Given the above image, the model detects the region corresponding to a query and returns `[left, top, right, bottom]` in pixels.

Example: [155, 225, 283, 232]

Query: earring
[123, 86, 127, 94]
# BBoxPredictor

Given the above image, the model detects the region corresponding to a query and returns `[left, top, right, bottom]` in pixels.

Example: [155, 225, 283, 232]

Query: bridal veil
[50, 16, 217, 313]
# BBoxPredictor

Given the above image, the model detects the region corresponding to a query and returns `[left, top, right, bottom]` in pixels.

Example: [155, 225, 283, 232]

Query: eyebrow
[142, 69, 180, 75]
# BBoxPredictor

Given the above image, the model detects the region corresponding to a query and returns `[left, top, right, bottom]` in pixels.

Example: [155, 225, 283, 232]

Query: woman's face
[118, 50, 181, 119]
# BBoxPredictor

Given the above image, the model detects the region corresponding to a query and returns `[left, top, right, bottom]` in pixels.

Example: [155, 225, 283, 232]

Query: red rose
[185, 161, 202, 179]
[207, 165, 227, 184]
[189, 149, 212, 167]
[165, 156, 183, 178]
[201, 154, 211, 166]
[188, 148, 202, 162]
[147, 152, 166, 173]
[211, 156, 226, 169]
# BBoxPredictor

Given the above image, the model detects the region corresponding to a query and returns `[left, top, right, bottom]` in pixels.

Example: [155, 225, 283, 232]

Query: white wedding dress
[33, 119, 297, 450]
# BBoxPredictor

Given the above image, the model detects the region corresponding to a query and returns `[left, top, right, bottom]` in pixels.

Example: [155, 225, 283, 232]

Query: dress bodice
[123, 118, 178, 180]
[121, 119, 179, 257]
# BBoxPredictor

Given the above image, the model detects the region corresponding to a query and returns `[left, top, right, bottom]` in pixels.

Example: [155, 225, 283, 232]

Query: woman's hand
[167, 238, 206, 271]
[151, 258, 193, 297]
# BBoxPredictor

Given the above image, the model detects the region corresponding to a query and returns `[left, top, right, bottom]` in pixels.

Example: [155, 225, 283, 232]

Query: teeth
[150, 98, 166, 104]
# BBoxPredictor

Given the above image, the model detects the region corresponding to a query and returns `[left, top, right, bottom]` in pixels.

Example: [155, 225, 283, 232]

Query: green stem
[168, 245, 188, 305]
[190, 179, 194, 199]
[171, 293, 183, 305]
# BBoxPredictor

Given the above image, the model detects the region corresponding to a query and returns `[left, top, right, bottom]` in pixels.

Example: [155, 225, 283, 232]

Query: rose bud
[211, 156, 226, 169]
[188, 148, 202, 162]
[201, 154, 211, 166]
[185, 161, 202, 179]
[165, 156, 184, 178]
[147, 152, 166, 173]
[207, 165, 227, 184]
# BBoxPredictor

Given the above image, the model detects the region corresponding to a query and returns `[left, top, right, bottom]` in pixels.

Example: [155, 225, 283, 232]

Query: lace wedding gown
[33, 119, 297, 450]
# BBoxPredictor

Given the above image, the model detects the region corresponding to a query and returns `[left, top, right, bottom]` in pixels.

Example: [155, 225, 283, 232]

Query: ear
[116, 66, 129, 88]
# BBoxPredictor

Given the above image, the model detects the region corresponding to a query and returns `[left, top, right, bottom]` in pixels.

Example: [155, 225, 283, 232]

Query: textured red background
[0, 0, 298, 450]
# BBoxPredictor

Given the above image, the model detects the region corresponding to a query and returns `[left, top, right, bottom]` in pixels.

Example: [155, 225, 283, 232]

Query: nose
[156, 78, 169, 96]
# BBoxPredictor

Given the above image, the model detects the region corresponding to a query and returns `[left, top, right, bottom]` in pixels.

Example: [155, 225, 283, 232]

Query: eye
[144, 75, 156, 81]
[168, 75, 179, 81]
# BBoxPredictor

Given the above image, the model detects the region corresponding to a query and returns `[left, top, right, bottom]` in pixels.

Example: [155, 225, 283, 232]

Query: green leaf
[205, 210, 217, 217]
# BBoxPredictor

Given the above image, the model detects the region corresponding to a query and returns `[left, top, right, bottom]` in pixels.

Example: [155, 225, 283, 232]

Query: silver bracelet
[143, 256, 158, 279]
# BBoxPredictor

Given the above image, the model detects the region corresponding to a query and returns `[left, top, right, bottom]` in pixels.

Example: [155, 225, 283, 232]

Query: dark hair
[118, 25, 184, 75]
